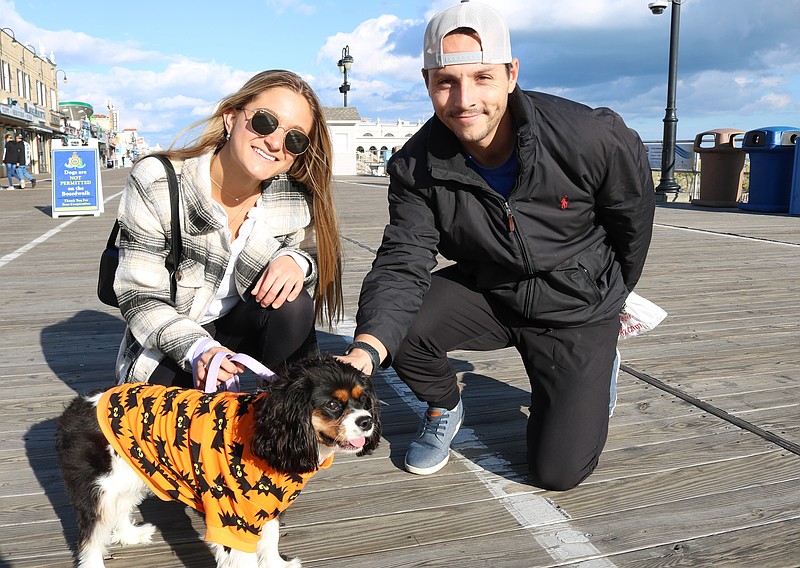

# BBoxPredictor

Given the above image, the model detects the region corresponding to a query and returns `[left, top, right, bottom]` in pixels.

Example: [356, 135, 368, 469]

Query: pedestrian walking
[2, 133, 23, 189]
[15, 134, 36, 188]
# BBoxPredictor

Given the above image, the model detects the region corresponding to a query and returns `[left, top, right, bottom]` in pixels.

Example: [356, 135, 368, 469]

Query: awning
[27, 124, 56, 134]
[0, 116, 34, 129]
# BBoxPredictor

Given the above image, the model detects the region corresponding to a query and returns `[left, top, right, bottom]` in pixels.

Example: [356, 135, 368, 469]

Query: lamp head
[339, 45, 353, 71]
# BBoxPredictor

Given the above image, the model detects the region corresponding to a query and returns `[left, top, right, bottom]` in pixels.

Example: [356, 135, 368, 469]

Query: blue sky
[5, 0, 800, 148]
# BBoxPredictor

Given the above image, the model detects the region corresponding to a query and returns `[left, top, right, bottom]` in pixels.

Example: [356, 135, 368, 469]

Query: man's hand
[337, 335, 388, 376]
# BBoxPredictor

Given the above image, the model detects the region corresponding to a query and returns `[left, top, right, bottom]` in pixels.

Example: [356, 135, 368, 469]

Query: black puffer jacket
[3, 140, 24, 165]
[356, 87, 655, 357]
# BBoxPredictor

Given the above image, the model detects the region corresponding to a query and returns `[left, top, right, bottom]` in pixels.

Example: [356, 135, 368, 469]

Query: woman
[114, 70, 343, 389]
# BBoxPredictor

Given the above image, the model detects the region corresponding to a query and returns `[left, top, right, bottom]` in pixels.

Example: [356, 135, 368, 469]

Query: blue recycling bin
[739, 126, 800, 212]
[790, 140, 800, 216]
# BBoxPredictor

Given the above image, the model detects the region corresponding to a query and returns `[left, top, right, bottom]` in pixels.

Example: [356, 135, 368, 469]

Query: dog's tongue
[348, 436, 366, 449]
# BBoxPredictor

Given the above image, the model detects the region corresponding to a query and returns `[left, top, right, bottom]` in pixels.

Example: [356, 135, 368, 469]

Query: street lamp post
[651, 0, 683, 198]
[337, 45, 354, 107]
[0, 27, 17, 57]
[19, 41, 36, 67]
[0, 28, 16, 46]
[56, 69, 68, 83]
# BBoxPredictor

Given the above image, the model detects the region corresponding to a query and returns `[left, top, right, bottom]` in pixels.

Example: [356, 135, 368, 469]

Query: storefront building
[1, 27, 67, 179]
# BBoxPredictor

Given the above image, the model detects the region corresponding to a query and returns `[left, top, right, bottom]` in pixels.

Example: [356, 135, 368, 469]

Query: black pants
[393, 266, 620, 491]
[149, 291, 317, 388]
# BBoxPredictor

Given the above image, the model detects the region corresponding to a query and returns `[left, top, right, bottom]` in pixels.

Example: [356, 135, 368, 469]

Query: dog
[55, 354, 381, 568]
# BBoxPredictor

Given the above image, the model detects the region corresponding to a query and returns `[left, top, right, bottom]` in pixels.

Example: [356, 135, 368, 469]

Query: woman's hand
[251, 255, 305, 309]
[193, 346, 244, 389]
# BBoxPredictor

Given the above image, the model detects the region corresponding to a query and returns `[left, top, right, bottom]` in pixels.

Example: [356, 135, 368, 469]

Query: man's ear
[507, 58, 520, 93]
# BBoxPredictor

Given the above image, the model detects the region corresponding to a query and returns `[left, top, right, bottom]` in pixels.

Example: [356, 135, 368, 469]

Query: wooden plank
[3, 175, 800, 568]
[609, 517, 800, 567]
[551, 479, 800, 567]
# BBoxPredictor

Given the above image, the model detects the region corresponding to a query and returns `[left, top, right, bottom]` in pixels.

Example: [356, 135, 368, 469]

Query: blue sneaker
[405, 399, 464, 475]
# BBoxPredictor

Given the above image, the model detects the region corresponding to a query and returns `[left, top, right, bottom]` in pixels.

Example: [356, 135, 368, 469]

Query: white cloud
[423, 0, 650, 32]
[757, 93, 792, 110]
[319, 15, 423, 82]
[313, 14, 428, 112]
[63, 60, 255, 144]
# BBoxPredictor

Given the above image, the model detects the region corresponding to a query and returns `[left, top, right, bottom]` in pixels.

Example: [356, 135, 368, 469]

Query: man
[341, 0, 655, 491]
[14, 134, 36, 188]
[3, 133, 22, 189]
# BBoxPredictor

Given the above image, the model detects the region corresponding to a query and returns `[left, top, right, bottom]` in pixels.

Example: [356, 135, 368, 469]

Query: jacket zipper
[502, 198, 532, 272]
[501, 196, 537, 318]
[503, 142, 533, 274]
[503, 201, 516, 233]
[506, 144, 536, 317]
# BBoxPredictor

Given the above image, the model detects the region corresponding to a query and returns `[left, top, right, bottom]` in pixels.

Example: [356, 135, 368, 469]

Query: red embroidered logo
[560, 196, 568, 210]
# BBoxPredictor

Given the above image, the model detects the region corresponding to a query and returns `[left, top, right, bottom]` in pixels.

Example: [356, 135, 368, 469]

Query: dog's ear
[358, 375, 382, 456]
[251, 375, 319, 474]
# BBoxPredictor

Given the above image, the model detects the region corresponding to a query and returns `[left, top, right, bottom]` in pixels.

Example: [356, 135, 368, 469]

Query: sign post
[51, 145, 104, 218]
[644, 142, 696, 173]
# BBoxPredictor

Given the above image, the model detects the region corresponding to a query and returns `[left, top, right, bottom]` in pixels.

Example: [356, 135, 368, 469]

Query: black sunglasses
[239, 108, 310, 155]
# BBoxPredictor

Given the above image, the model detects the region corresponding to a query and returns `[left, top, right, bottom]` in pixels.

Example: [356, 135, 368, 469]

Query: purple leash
[203, 351, 278, 393]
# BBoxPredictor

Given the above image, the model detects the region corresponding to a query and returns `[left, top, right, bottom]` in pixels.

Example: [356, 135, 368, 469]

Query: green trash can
[691, 129, 745, 207]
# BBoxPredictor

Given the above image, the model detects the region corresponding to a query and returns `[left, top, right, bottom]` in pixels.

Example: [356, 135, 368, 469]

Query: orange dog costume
[97, 383, 332, 552]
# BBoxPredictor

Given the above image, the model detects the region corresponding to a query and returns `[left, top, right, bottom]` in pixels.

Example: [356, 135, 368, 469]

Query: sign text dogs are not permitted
[51, 147, 104, 218]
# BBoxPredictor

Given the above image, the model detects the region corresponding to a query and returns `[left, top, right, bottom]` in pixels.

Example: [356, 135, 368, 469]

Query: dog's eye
[324, 400, 342, 413]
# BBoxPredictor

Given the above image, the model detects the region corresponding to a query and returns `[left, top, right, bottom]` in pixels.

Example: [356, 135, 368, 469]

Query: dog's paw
[75, 549, 109, 568]
[112, 522, 156, 545]
[264, 556, 302, 568]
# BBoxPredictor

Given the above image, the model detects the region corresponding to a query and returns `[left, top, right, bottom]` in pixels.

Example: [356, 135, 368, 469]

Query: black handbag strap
[107, 218, 120, 249]
[150, 154, 182, 304]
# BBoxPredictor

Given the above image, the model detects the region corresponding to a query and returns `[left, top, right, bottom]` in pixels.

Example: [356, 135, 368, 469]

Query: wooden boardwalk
[1, 168, 799, 567]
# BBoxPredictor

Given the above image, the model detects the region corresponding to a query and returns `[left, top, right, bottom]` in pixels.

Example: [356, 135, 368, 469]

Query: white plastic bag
[619, 291, 667, 339]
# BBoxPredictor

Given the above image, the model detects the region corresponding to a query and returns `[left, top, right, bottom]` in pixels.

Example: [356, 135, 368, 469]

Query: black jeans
[149, 291, 317, 388]
[393, 265, 620, 491]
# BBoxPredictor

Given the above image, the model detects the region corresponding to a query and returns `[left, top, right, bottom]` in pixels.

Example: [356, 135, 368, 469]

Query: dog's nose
[356, 415, 373, 431]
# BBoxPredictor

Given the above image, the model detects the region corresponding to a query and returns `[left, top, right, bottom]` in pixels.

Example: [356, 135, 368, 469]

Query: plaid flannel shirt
[114, 153, 317, 384]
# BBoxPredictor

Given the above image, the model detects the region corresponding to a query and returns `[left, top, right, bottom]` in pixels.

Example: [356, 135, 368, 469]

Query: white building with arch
[324, 107, 425, 176]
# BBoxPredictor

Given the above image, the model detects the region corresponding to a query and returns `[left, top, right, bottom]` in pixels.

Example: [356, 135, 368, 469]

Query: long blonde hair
[161, 70, 343, 325]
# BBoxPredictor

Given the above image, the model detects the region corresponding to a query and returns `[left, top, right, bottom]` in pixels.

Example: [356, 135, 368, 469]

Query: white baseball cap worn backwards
[423, 0, 512, 70]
